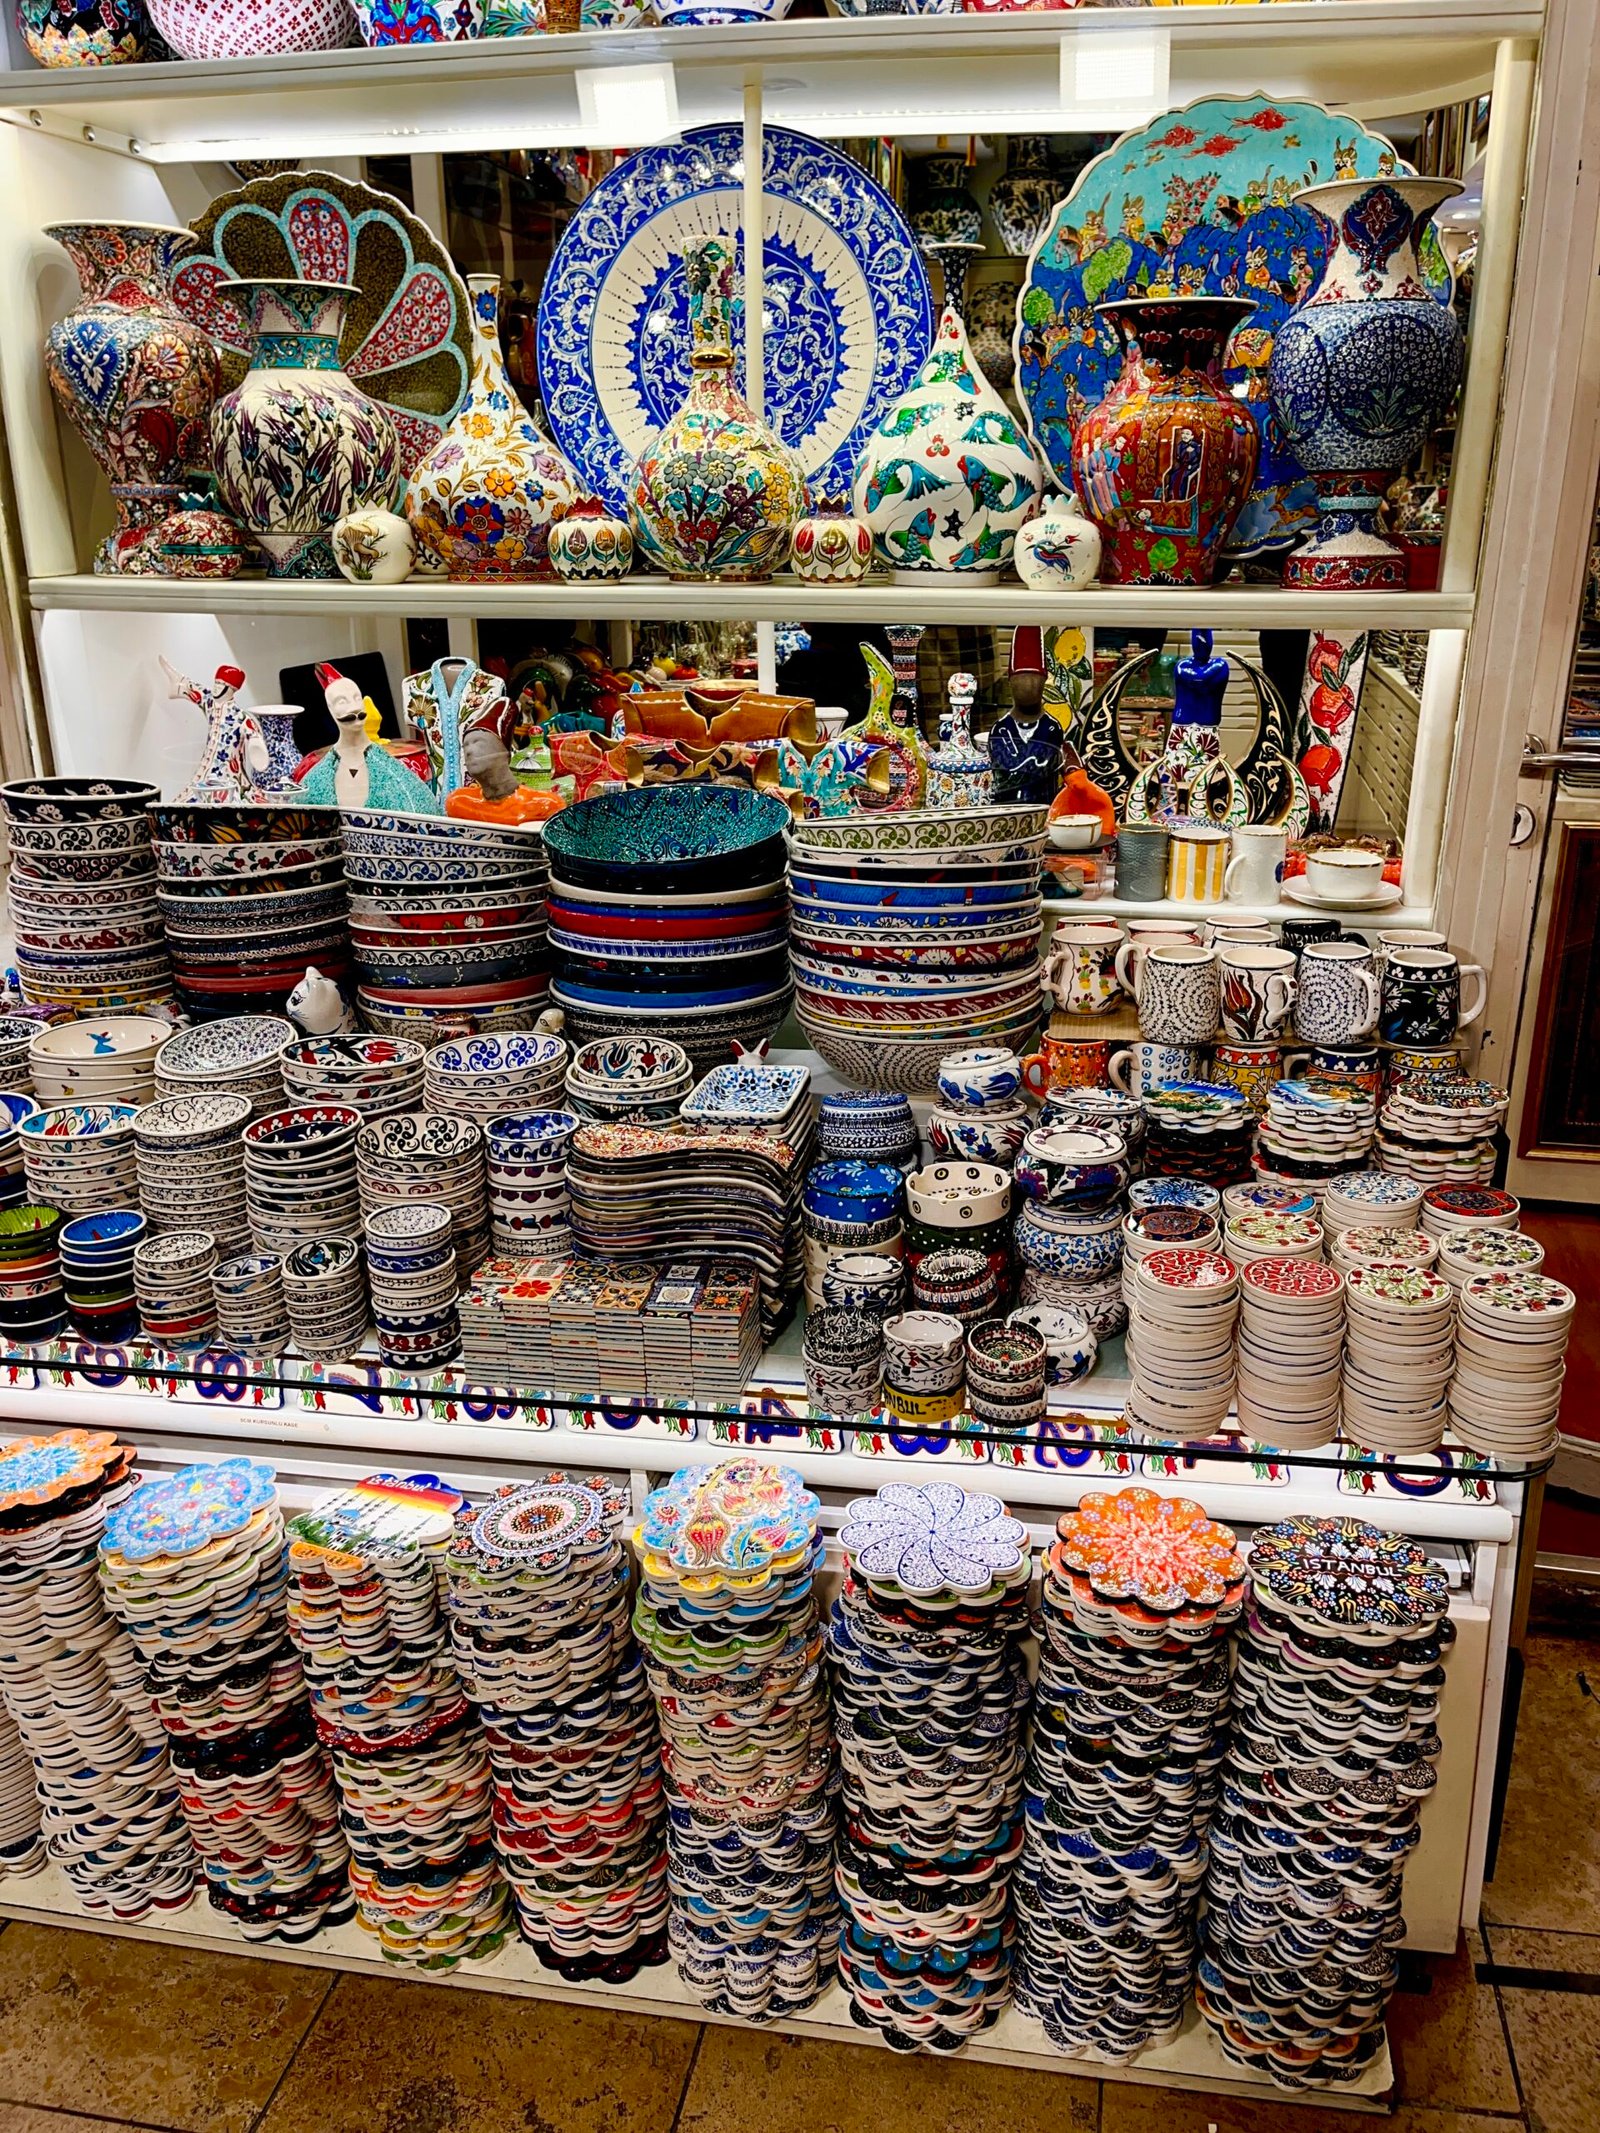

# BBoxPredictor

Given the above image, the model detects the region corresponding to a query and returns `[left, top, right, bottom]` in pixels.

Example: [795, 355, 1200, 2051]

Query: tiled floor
[0, 1601, 1594, 2133]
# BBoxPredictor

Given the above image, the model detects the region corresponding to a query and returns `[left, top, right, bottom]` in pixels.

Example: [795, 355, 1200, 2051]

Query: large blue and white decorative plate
[1013, 96, 1452, 559]
[537, 126, 933, 514]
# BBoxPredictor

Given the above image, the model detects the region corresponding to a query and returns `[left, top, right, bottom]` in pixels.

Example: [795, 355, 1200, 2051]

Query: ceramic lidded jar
[1268, 177, 1465, 591]
[406, 275, 581, 580]
[627, 236, 805, 581]
[790, 497, 873, 584]
[1014, 492, 1102, 590]
[549, 497, 633, 581]
[20, 0, 148, 63]
[1070, 296, 1259, 586]
[210, 276, 401, 579]
[45, 223, 220, 576]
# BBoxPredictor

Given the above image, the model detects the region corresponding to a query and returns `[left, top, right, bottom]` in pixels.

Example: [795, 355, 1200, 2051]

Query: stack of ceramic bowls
[881, 1309, 967, 1429]
[133, 1092, 252, 1253]
[801, 1305, 885, 1419]
[281, 1238, 368, 1359]
[545, 789, 791, 1071]
[1038, 1087, 1147, 1173]
[0, 1019, 37, 1095]
[341, 809, 549, 1039]
[1008, 1302, 1097, 1387]
[820, 1251, 906, 1319]
[485, 1111, 577, 1257]
[1220, 1209, 1323, 1272]
[1377, 1079, 1509, 1187]
[59, 1210, 144, 1342]
[1419, 1183, 1520, 1240]
[791, 805, 1047, 1093]
[929, 1048, 1031, 1171]
[818, 1091, 920, 1173]
[423, 1033, 569, 1124]
[912, 1244, 1000, 1324]
[829, 1484, 1031, 2051]
[1340, 1263, 1455, 1453]
[132, 1231, 218, 1346]
[356, 1114, 489, 1280]
[905, 1160, 1012, 1304]
[1435, 1227, 1545, 1289]
[27, 1015, 172, 1109]
[280, 1035, 426, 1119]
[566, 1037, 695, 1123]
[1319, 1170, 1425, 1233]
[243, 1106, 362, 1256]
[155, 1016, 297, 1117]
[1235, 1258, 1345, 1448]
[364, 1205, 460, 1369]
[0, 1206, 67, 1342]
[681, 1061, 813, 1155]
[966, 1317, 1047, 1438]
[3, 778, 168, 1012]
[152, 801, 347, 1018]
[1126, 1249, 1240, 1440]
[1449, 1270, 1574, 1462]
[18, 1103, 139, 1215]
[803, 1159, 905, 1310]
[1327, 1225, 1437, 1278]
[211, 1252, 291, 1357]
[1143, 1084, 1253, 1188]
[0, 1094, 37, 1209]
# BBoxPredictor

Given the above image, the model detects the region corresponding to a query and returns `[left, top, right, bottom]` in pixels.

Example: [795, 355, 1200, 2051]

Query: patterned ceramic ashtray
[1007, 1303, 1096, 1385]
[912, 1246, 993, 1299]
[801, 1305, 884, 1367]
[964, 1316, 1047, 1387]
[905, 1163, 1011, 1228]
[804, 1161, 906, 1226]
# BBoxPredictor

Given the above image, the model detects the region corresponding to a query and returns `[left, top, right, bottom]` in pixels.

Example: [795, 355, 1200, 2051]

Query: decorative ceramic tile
[1338, 1440, 1497, 1504]
[288, 1357, 421, 1420]
[171, 1348, 284, 1411]
[1248, 1513, 1450, 1628]
[849, 1421, 990, 1464]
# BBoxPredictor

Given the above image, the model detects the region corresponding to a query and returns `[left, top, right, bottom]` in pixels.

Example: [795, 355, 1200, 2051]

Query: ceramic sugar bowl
[1014, 492, 1102, 590]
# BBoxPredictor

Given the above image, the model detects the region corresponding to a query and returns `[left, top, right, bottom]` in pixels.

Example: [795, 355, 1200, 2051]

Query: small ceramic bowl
[965, 1317, 1047, 1389]
[904, 1162, 1011, 1229]
[936, 1047, 1024, 1110]
[1046, 813, 1105, 853]
[1008, 1303, 1097, 1386]
[1013, 1126, 1129, 1211]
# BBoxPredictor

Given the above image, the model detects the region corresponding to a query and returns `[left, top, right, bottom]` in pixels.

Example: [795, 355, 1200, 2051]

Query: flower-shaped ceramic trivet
[838, 1482, 1029, 1597]
[635, 1458, 819, 1594]
[100, 1455, 276, 1561]
[1050, 1489, 1245, 1614]
[453, 1475, 624, 1572]
[1247, 1515, 1449, 1630]
[0, 1428, 124, 1515]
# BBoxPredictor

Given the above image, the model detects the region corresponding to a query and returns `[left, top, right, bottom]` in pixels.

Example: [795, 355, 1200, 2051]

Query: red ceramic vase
[1069, 296, 1259, 587]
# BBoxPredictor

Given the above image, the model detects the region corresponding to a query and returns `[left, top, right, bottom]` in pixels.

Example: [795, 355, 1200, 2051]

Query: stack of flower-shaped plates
[1376, 1080, 1509, 1188]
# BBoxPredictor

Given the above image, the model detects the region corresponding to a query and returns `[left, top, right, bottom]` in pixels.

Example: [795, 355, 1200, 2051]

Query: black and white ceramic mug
[1379, 948, 1487, 1045]
[1296, 939, 1381, 1045]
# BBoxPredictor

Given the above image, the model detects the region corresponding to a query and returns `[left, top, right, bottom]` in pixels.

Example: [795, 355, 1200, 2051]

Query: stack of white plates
[27, 1014, 171, 1108]
[18, 1103, 140, 1215]
[155, 1016, 297, 1118]
[422, 1033, 567, 1123]
[281, 1035, 426, 1119]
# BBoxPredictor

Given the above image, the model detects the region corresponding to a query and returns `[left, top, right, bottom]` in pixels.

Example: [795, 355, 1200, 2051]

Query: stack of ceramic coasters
[1223, 1181, 1317, 1222]
[1220, 1210, 1323, 1273]
[1321, 1171, 1424, 1234]
[1435, 1226, 1545, 1290]
[828, 1483, 1031, 2053]
[99, 1459, 351, 1943]
[0, 1430, 193, 1916]
[1126, 1249, 1240, 1440]
[1377, 1080, 1509, 1188]
[1448, 1271, 1574, 1463]
[1142, 1084, 1253, 1188]
[1340, 1263, 1455, 1454]
[1327, 1226, 1437, 1278]
[285, 1472, 510, 1968]
[1016, 1489, 1244, 2061]
[632, 1459, 837, 2021]
[1199, 1515, 1452, 2089]
[1419, 1183, 1520, 1241]
[1255, 1082, 1376, 1193]
[0, 1701, 43, 1875]
[448, 1476, 669, 1980]
[1235, 1258, 1345, 1449]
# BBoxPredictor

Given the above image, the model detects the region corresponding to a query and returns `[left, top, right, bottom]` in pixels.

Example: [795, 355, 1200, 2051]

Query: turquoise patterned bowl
[543, 786, 791, 894]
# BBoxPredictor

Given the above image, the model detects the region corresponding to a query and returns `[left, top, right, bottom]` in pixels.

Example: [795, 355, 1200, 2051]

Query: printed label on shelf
[572, 1398, 697, 1441]
[287, 1358, 422, 1421]
[850, 1422, 990, 1464]
[710, 1389, 845, 1453]
[990, 1412, 1143, 1476]
[1141, 1431, 1292, 1488]
[166, 1348, 284, 1412]
[420, 1370, 553, 1428]
[1338, 1438, 1498, 1504]
[36, 1340, 166, 1395]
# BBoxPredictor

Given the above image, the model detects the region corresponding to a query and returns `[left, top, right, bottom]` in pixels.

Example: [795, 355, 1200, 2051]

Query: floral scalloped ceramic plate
[1248, 1513, 1448, 1629]
[0, 1428, 124, 1514]
[1050, 1486, 1244, 1611]
[101, 1455, 276, 1561]
[838, 1481, 1028, 1597]
[453, 1476, 623, 1572]
[634, 1455, 819, 1593]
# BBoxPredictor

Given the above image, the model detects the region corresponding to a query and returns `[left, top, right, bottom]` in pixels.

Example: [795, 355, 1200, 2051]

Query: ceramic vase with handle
[1268, 177, 1465, 591]
[1070, 296, 1259, 586]
[211, 277, 401, 579]
[407, 276, 581, 580]
[45, 222, 220, 576]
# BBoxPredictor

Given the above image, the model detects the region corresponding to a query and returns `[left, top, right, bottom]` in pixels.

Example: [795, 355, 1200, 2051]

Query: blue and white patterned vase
[210, 277, 401, 579]
[1268, 177, 1464, 591]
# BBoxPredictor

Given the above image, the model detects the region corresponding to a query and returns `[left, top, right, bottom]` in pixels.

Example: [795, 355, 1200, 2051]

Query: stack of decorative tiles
[632, 1460, 837, 2020]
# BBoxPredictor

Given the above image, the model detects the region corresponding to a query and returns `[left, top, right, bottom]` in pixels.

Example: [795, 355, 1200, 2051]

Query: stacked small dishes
[1327, 1225, 1437, 1277]
[0, 1094, 38, 1209]
[0, 1206, 67, 1343]
[806, 1160, 908, 1295]
[791, 805, 1047, 1094]
[1435, 1226, 1545, 1289]
[28, 1015, 172, 1108]
[566, 1037, 695, 1123]
[546, 788, 791, 1071]
[133, 1092, 253, 1253]
[18, 1103, 139, 1216]
[282, 1238, 368, 1359]
[802, 1305, 885, 1419]
[912, 1245, 999, 1325]
[485, 1111, 577, 1257]
[1200, 1517, 1451, 2089]
[356, 1113, 489, 1281]
[3, 778, 168, 1012]
[881, 1309, 967, 1429]
[966, 1318, 1048, 1438]
[280, 1035, 426, 1119]
[0, 1020, 36, 1097]
[133, 1231, 219, 1347]
[447, 1477, 669, 1979]
[1255, 1080, 1375, 1193]
[59, 1210, 144, 1343]
[243, 1106, 362, 1257]
[821, 1252, 906, 1319]
[1223, 1181, 1317, 1221]
[98, 1460, 351, 1944]
[1021, 1490, 1243, 2061]
[1126, 1249, 1240, 1440]
[423, 1033, 568, 1122]
[1122, 1207, 1221, 1305]
[930, 1048, 1031, 1169]
[0, 1706, 42, 1876]
[151, 801, 347, 1019]
[681, 1059, 813, 1151]
[905, 1159, 1012, 1304]
[155, 1016, 297, 1117]
[211, 1253, 290, 1358]
[1377, 1079, 1509, 1187]
[1008, 1302, 1097, 1387]
[1038, 1087, 1147, 1173]
[364, 1204, 460, 1369]
[1235, 1258, 1345, 1448]
[632, 1460, 836, 2020]
[1220, 1209, 1323, 1272]
[830, 1484, 1031, 2051]
[341, 809, 550, 1039]
[1014, 1127, 1128, 1212]
[1128, 1177, 1221, 1219]
[1017, 1190, 1126, 1339]
[1419, 1183, 1520, 1240]
[286, 1475, 511, 1970]
[1340, 1263, 1455, 1453]
[0, 1429, 194, 1919]
[818, 1090, 920, 1172]
[1142, 1084, 1253, 1188]
[1322, 1170, 1424, 1232]
[1448, 1270, 1574, 1463]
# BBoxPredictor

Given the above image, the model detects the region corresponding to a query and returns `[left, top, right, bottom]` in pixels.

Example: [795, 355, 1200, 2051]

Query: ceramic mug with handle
[1218, 943, 1297, 1041]
[1223, 825, 1287, 905]
[1167, 822, 1229, 904]
[1131, 945, 1221, 1044]
[1114, 920, 1204, 1000]
[1379, 949, 1487, 1044]
[1108, 1041, 1206, 1098]
[1022, 1037, 1112, 1097]
[1044, 919, 1124, 1017]
[1296, 938, 1382, 1045]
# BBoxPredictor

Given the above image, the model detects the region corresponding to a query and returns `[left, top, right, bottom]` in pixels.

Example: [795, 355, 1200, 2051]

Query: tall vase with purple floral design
[45, 222, 220, 576]
[210, 277, 401, 579]
[1268, 177, 1464, 591]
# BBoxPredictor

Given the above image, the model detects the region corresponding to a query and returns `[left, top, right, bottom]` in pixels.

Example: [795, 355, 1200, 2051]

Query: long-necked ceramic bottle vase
[210, 277, 401, 578]
[44, 221, 220, 575]
[1267, 176, 1464, 590]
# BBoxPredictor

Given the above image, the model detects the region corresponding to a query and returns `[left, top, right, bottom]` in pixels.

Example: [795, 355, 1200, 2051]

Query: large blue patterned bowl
[543, 786, 792, 894]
